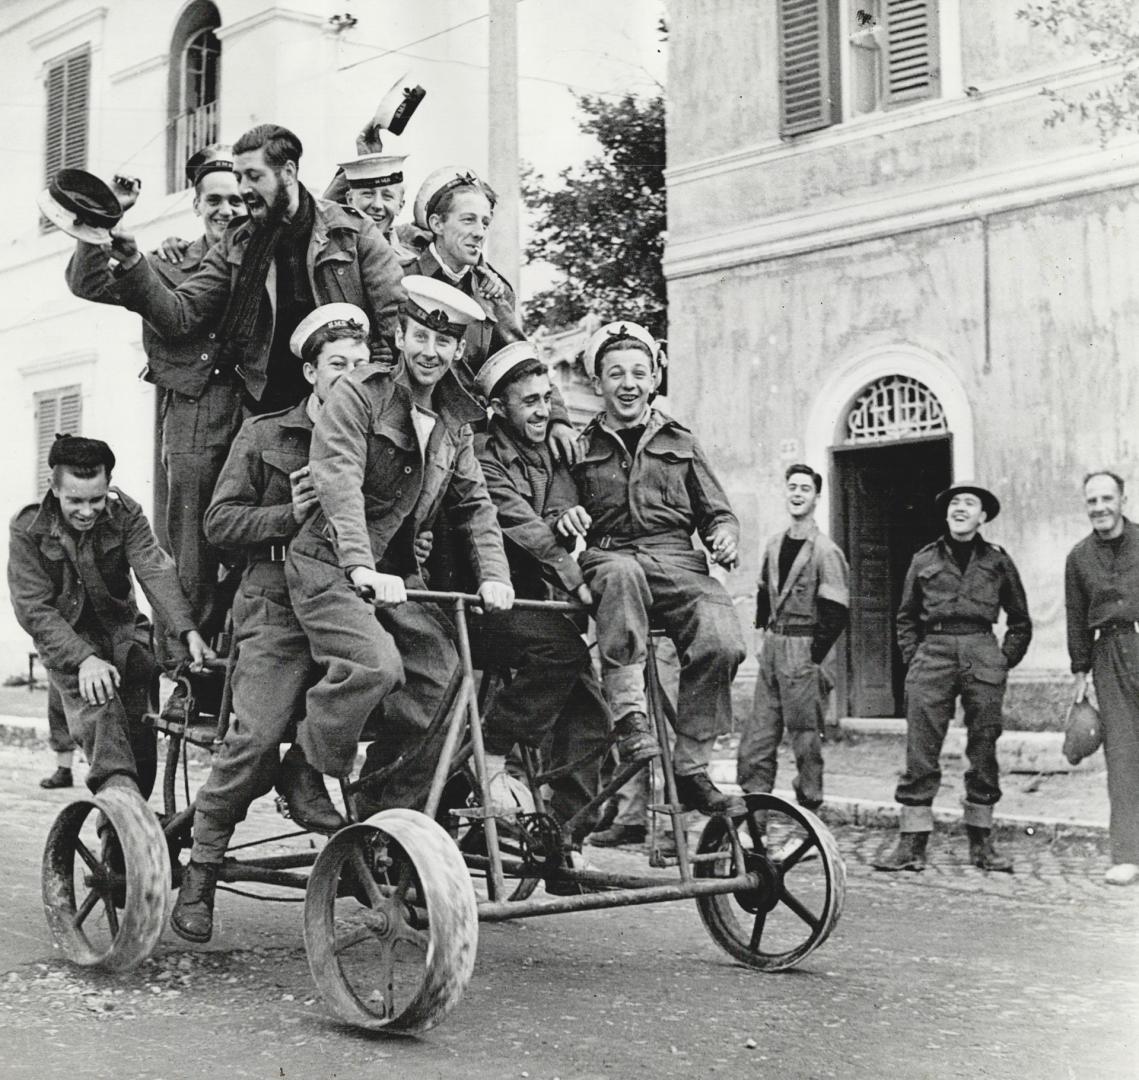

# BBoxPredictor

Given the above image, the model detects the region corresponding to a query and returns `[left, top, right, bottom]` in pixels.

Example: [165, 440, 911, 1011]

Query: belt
[768, 624, 814, 637]
[250, 543, 289, 564]
[1096, 621, 1139, 637]
[925, 619, 991, 635]
[591, 530, 692, 552]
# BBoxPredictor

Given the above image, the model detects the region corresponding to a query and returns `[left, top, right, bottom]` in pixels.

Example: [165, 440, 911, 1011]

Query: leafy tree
[521, 91, 666, 340]
[1018, 1, 1139, 143]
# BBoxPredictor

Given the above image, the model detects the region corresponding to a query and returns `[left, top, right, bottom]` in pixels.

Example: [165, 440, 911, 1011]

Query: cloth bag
[1062, 695, 1103, 766]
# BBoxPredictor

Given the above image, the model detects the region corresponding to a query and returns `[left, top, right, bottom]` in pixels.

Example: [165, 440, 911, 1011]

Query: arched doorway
[831, 374, 953, 716]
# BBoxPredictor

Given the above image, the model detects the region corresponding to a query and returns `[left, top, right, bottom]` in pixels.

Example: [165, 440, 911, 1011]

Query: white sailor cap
[371, 71, 426, 136]
[402, 275, 485, 336]
[289, 303, 370, 359]
[585, 321, 660, 374]
[185, 144, 235, 186]
[339, 153, 407, 190]
[37, 169, 123, 244]
[476, 341, 543, 400]
[413, 165, 498, 230]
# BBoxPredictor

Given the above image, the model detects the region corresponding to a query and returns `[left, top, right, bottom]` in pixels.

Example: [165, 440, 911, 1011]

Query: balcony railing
[173, 100, 219, 187]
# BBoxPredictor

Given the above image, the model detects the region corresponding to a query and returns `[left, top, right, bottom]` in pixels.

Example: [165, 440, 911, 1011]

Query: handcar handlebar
[354, 584, 583, 615]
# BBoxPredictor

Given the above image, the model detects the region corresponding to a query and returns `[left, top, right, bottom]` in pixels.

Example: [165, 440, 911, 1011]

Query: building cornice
[28, 5, 107, 51]
[109, 53, 167, 84]
[663, 143, 1139, 280]
[665, 59, 1121, 189]
[17, 350, 97, 377]
[0, 0, 73, 41]
[214, 7, 327, 43]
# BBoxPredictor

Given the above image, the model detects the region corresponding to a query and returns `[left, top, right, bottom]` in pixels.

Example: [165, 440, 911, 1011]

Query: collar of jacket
[1090, 517, 1138, 548]
[224, 189, 364, 264]
[933, 532, 997, 563]
[277, 397, 315, 432]
[582, 407, 686, 447]
[388, 362, 487, 429]
[26, 487, 126, 541]
[484, 415, 535, 467]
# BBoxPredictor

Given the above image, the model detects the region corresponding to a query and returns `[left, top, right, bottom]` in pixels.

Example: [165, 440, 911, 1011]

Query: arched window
[167, 2, 221, 191]
[844, 374, 947, 443]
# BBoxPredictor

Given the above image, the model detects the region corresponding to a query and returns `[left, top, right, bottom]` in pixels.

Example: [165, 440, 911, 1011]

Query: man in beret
[8, 437, 213, 797]
[874, 482, 1032, 873]
[104, 123, 405, 413]
[64, 147, 247, 646]
[470, 342, 609, 851]
[1065, 470, 1139, 886]
[171, 305, 372, 943]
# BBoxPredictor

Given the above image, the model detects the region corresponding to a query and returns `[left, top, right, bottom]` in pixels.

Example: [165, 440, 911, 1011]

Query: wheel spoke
[394, 920, 429, 953]
[104, 895, 120, 936]
[748, 908, 768, 952]
[334, 925, 373, 955]
[73, 888, 101, 929]
[376, 939, 396, 1018]
[74, 839, 102, 874]
[778, 885, 821, 929]
[348, 848, 384, 908]
[780, 837, 815, 871]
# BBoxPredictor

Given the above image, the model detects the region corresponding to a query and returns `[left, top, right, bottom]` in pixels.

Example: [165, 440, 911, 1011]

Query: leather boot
[674, 770, 746, 817]
[613, 712, 661, 763]
[171, 861, 219, 943]
[872, 831, 929, 871]
[275, 746, 347, 835]
[39, 767, 73, 789]
[967, 826, 1013, 872]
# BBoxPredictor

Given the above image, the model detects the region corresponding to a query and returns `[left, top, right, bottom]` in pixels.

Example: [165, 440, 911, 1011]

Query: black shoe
[588, 823, 647, 848]
[40, 767, 73, 789]
[544, 849, 595, 896]
[966, 826, 1013, 873]
[171, 861, 219, 943]
[613, 712, 662, 763]
[674, 771, 746, 816]
[275, 746, 348, 835]
[872, 831, 929, 872]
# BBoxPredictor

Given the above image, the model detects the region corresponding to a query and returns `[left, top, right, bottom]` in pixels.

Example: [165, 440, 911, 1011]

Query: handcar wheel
[695, 794, 845, 971]
[304, 809, 477, 1034]
[42, 786, 171, 972]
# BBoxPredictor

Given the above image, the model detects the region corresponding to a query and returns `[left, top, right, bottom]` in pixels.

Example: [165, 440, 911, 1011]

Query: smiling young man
[170, 305, 373, 943]
[64, 147, 247, 645]
[736, 464, 849, 833]
[8, 437, 213, 797]
[550, 322, 747, 817]
[874, 482, 1032, 873]
[104, 124, 405, 414]
[284, 277, 513, 809]
[1065, 471, 1139, 885]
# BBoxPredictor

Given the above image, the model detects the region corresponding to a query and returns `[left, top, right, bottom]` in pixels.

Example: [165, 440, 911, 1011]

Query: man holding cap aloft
[171, 304, 373, 943]
[285, 276, 513, 808]
[470, 341, 609, 846]
[874, 482, 1032, 873]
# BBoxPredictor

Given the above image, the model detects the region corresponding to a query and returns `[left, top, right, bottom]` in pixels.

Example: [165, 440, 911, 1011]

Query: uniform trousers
[737, 632, 829, 807]
[47, 681, 75, 754]
[580, 544, 745, 776]
[1092, 630, 1139, 865]
[895, 631, 1007, 831]
[468, 607, 609, 839]
[191, 568, 319, 862]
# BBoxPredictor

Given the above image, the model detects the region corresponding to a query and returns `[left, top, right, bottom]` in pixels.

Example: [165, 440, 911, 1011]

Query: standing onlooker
[736, 464, 849, 827]
[874, 482, 1031, 873]
[1065, 470, 1139, 886]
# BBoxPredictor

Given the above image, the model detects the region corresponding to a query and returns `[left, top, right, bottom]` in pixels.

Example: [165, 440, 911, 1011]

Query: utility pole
[487, 0, 520, 286]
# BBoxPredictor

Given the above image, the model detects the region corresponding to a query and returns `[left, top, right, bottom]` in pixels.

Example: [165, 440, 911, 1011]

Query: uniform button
[337, 268, 345, 275]
[403, 466, 412, 474]
[387, 448, 395, 456]
[200, 353, 209, 360]
[395, 490, 403, 498]
[208, 332, 216, 340]
[621, 461, 629, 470]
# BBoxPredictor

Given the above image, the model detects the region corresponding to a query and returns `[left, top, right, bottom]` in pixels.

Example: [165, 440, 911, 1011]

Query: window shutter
[34, 386, 83, 495]
[882, 0, 940, 106]
[43, 48, 91, 233]
[778, 0, 841, 137]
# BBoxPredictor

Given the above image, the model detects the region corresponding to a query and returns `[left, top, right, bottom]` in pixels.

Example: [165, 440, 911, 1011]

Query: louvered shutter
[882, 0, 940, 106]
[778, 0, 841, 137]
[42, 48, 91, 230]
[34, 387, 83, 495]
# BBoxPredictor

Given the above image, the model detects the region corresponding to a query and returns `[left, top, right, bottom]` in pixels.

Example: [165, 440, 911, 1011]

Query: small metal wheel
[42, 786, 171, 972]
[304, 809, 478, 1034]
[695, 794, 845, 971]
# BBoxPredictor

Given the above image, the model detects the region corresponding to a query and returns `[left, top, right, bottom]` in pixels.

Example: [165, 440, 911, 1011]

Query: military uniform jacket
[204, 399, 313, 597]
[294, 364, 511, 585]
[7, 488, 196, 672]
[67, 236, 221, 399]
[474, 417, 582, 600]
[1064, 518, 1139, 673]
[759, 522, 849, 631]
[108, 193, 405, 401]
[560, 409, 739, 552]
[896, 535, 1032, 667]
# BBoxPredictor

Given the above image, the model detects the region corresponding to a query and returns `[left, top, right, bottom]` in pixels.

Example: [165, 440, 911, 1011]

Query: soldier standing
[874, 482, 1031, 873]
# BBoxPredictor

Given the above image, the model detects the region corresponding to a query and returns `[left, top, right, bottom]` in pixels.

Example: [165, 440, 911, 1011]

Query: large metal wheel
[695, 794, 845, 971]
[303, 809, 477, 1034]
[42, 786, 171, 972]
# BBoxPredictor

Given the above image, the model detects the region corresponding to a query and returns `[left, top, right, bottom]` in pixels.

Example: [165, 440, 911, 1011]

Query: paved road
[0, 743, 1135, 1080]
